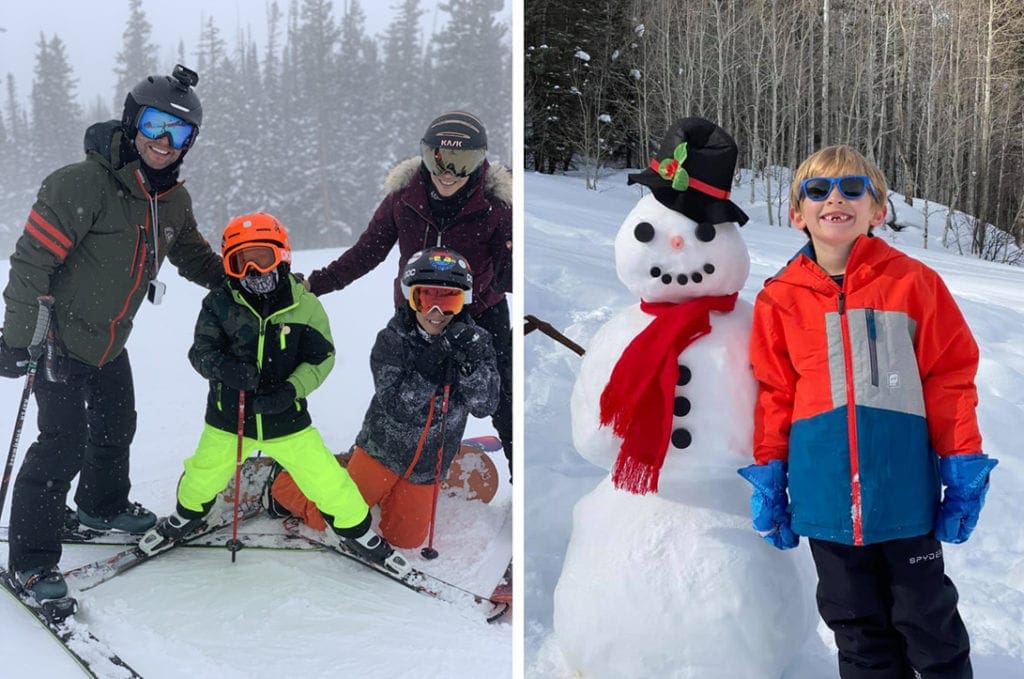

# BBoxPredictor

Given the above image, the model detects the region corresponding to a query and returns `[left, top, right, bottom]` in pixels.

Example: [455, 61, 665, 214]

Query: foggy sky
[0, 0, 452, 109]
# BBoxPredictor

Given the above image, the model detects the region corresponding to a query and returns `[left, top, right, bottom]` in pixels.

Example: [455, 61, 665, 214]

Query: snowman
[554, 119, 817, 679]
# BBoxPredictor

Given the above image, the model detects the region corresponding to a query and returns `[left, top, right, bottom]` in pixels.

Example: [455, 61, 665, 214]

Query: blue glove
[737, 460, 799, 550]
[934, 454, 998, 544]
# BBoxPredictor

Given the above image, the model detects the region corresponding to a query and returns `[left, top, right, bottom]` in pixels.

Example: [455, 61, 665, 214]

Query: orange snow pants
[271, 446, 436, 549]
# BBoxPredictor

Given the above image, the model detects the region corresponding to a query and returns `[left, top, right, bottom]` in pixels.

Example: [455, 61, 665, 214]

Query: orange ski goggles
[408, 285, 466, 316]
[224, 244, 283, 278]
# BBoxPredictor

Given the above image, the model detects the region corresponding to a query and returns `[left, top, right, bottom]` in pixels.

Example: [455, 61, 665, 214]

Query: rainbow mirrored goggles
[137, 106, 196, 149]
[408, 285, 466, 316]
[224, 244, 284, 278]
[799, 175, 877, 202]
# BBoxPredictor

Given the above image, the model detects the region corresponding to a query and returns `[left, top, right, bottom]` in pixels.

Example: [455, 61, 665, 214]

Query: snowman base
[553, 475, 817, 679]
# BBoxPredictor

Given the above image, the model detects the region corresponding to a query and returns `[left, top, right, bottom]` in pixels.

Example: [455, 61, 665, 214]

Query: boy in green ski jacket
[139, 212, 407, 575]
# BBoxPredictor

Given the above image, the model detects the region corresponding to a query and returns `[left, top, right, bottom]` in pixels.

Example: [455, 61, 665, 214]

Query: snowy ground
[0, 249, 512, 678]
[524, 169, 1024, 677]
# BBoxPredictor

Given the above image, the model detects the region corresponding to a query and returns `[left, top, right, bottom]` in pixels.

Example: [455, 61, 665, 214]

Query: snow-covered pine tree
[112, 0, 158, 116]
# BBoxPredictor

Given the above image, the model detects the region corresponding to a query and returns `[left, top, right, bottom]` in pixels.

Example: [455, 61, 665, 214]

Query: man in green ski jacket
[0, 65, 224, 605]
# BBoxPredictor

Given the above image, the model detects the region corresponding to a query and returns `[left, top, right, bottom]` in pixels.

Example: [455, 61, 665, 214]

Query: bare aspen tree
[523, 0, 1024, 261]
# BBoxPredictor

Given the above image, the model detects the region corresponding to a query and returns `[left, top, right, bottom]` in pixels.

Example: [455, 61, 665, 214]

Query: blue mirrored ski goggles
[799, 175, 877, 202]
[136, 106, 196, 149]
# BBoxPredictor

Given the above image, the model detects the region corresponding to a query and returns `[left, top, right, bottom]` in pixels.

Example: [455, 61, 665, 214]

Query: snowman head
[618, 117, 751, 303]
[615, 193, 750, 303]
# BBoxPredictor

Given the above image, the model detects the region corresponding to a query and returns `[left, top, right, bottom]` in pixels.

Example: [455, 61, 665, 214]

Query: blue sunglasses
[799, 175, 877, 202]
[136, 106, 196, 149]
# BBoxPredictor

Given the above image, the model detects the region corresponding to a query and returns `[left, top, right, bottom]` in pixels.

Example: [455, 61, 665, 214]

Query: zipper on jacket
[235, 289, 301, 441]
[99, 221, 148, 366]
[866, 309, 879, 387]
[255, 317, 268, 441]
[837, 291, 864, 545]
[129, 228, 144, 277]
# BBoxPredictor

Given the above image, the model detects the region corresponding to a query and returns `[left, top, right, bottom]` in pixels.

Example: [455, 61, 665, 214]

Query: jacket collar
[84, 120, 182, 199]
[768, 234, 900, 294]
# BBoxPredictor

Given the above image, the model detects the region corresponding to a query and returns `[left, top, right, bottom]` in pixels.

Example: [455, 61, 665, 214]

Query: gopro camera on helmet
[171, 64, 199, 90]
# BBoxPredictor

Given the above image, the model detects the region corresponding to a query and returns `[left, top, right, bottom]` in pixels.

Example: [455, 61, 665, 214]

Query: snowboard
[442, 435, 502, 503]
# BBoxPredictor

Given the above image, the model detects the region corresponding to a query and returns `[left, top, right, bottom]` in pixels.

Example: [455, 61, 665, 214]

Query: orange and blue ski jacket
[750, 235, 982, 546]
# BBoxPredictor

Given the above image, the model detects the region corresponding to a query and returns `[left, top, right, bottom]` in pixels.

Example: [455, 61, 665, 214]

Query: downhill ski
[488, 561, 512, 623]
[0, 568, 142, 678]
[63, 455, 275, 592]
[281, 517, 509, 623]
[1, 518, 320, 550]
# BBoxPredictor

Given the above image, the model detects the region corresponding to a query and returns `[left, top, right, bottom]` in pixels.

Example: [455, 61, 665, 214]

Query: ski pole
[421, 375, 452, 561]
[0, 296, 55, 525]
[226, 389, 246, 562]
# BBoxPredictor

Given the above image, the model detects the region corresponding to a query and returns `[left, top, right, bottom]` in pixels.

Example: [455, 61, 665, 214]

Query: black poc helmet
[401, 247, 474, 303]
[122, 64, 202, 150]
[420, 111, 488, 177]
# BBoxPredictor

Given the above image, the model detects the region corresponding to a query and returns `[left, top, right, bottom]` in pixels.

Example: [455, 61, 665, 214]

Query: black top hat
[627, 117, 749, 226]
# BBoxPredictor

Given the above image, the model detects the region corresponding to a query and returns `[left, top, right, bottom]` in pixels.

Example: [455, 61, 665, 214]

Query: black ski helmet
[401, 247, 474, 303]
[122, 64, 202, 149]
[420, 111, 488, 177]
[421, 111, 487, 150]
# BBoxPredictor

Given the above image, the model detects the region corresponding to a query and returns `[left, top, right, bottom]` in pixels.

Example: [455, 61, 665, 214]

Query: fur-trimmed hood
[383, 157, 512, 206]
[308, 155, 513, 315]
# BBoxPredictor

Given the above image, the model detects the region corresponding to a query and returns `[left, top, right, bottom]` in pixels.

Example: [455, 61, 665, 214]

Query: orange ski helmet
[221, 212, 292, 279]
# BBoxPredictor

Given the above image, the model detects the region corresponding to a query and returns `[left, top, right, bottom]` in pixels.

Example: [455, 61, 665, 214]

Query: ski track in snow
[525, 169, 1024, 678]
[0, 250, 511, 678]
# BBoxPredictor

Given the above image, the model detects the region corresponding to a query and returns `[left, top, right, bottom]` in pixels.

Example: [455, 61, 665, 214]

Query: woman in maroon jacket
[307, 111, 513, 477]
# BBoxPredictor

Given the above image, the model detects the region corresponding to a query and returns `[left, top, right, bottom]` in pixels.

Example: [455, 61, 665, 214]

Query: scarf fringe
[612, 455, 659, 495]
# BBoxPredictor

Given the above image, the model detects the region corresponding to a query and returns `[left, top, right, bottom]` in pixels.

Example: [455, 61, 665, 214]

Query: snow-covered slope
[0, 248, 511, 678]
[525, 169, 1024, 678]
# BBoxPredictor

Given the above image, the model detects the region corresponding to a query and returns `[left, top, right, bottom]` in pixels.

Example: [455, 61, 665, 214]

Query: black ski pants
[472, 297, 512, 477]
[8, 350, 137, 572]
[809, 535, 972, 679]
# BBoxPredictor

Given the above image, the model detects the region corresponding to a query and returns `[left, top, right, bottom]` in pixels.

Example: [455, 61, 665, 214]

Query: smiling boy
[739, 145, 997, 678]
[271, 247, 500, 549]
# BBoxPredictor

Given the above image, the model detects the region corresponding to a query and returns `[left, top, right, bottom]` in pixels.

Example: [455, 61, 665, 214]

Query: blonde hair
[789, 145, 888, 210]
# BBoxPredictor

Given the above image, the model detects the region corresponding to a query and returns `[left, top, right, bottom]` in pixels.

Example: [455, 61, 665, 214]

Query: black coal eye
[634, 221, 655, 243]
[695, 222, 716, 242]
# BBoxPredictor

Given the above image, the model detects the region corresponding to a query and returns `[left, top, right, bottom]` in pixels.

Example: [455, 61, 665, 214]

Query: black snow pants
[472, 297, 512, 478]
[809, 535, 972, 679]
[8, 350, 137, 572]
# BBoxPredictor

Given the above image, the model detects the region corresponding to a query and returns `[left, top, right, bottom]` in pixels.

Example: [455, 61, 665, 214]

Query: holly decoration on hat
[649, 142, 690, 191]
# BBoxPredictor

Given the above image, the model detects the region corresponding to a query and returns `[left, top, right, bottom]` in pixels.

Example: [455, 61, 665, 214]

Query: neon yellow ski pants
[177, 423, 368, 530]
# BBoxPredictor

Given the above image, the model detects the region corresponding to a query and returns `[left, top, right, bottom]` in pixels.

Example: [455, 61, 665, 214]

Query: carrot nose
[670, 235, 684, 250]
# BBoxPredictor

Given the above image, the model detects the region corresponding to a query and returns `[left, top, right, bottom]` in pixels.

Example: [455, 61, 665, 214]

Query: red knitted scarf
[600, 293, 738, 494]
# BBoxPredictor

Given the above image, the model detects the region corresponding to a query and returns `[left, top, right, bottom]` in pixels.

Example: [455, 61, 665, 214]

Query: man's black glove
[215, 358, 260, 391]
[0, 337, 30, 378]
[415, 334, 455, 383]
[252, 382, 297, 415]
[445, 322, 491, 372]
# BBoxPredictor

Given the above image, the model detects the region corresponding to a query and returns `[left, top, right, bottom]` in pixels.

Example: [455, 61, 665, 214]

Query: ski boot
[13, 566, 68, 602]
[330, 524, 411, 577]
[138, 506, 210, 556]
[262, 462, 291, 519]
[77, 501, 157, 533]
